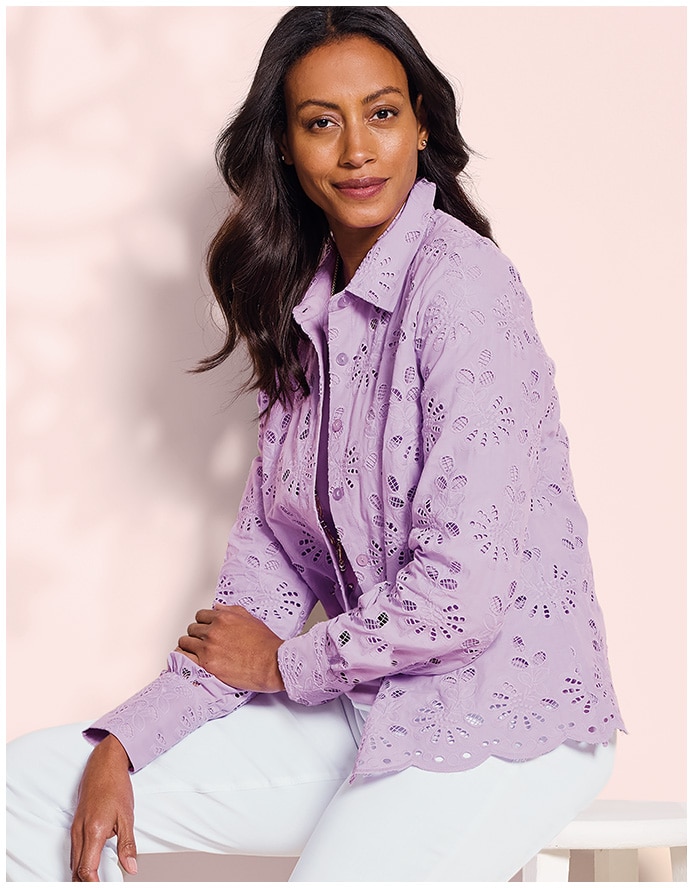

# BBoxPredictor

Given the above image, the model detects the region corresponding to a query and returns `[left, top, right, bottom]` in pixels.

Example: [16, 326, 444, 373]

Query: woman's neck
[331, 219, 392, 284]
[333, 237, 370, 285]
[330, 196, 409, 284]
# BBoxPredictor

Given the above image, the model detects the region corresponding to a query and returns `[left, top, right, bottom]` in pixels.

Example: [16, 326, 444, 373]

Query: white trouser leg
[6, 694, 359, 882]
[8, 694, 616, 883]
[290, 734, 617, 882]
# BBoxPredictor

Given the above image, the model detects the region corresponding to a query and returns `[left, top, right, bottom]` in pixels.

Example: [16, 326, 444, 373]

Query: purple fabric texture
[87, 179, 626, 777]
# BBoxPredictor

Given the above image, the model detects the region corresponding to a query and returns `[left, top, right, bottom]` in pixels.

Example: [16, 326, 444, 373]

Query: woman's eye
[311, 118, 333, 130]
[373, 108, 397, 120]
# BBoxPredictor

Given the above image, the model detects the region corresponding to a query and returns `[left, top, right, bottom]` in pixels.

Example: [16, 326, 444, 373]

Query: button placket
[325, 306, 358, 606]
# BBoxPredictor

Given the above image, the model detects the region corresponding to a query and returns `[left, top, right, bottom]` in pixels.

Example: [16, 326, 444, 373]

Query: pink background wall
[7, 6, 685, 881]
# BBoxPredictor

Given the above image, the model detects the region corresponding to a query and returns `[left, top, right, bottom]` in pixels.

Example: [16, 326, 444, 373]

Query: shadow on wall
[7, 5, 278, 730]
[105, 162, 328, 637]
[104, 162, 262, 632]
[7, 5, 329, 738]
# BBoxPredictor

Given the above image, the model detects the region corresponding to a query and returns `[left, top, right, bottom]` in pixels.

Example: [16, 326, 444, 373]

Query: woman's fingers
[174, 645, 200, 664]
[69, 822, 81, 876]
[186, 608, 216, 638]
[116, 817, 138, 875]
[71, 819, 109, 881]
[186, 606, 246, 642]
[178, 634, 203, 655]
[69, 735, 134, 881]
[70, 812, 137, 881]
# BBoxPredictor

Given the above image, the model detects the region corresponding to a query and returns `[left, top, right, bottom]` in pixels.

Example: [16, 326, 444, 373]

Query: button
[337, 296, 350, 309]
[336, 352, 349, 366]
[332, 419, 343, 432]
[333, 486, 344, 500]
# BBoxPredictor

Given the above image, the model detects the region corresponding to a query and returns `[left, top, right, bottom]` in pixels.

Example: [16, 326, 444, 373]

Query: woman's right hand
[70, 734, 138, 881]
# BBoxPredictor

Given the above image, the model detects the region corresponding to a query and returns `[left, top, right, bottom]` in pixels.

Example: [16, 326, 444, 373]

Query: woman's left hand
[176, 605, 285, 692]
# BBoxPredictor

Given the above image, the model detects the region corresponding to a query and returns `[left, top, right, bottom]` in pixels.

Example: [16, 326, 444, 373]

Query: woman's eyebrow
[362, 86, 404, 104]
[295, 98, 340, 113]
[295, 86, 405, 114]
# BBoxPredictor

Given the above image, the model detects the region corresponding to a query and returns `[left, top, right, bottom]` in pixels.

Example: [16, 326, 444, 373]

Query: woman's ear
[414, 96, 429, 147]
[278, 135, 294, 166]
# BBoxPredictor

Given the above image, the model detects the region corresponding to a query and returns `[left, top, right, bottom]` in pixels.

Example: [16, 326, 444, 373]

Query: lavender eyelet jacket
[87, 179, 626, 778]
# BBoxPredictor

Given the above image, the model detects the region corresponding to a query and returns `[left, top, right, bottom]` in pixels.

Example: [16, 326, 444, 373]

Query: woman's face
[281, 35, 428, 262]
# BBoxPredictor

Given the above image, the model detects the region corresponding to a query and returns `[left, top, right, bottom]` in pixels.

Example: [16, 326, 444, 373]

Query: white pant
[7, 693, 615, 882]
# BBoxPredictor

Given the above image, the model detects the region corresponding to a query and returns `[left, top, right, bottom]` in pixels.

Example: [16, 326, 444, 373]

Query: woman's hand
[70, 734, 137, 882]
[176, 604, 285, 693]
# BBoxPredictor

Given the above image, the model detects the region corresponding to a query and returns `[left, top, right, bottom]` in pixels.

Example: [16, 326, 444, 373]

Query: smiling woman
[280, 36, 428, 279]
[7, 6, 627, 883]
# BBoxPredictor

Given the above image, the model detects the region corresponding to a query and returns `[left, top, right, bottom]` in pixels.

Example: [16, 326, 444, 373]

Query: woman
[7, 7, 625, 882]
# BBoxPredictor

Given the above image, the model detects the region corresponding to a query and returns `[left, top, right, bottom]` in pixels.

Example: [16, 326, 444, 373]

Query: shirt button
[338, 296, 350, 309]
[333, 486, 344, 500]
[332, 419, 343, 432]
[336, 352, 349, 366]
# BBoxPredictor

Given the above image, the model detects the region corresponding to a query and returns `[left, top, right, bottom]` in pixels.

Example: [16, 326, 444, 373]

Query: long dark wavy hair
[200, 6, 494, 409]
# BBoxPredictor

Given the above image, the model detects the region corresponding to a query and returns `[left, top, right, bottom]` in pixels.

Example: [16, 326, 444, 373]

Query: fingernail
[127, 857, 138, 874]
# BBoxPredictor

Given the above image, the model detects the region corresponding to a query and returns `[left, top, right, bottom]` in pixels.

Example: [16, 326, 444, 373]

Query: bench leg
[670, 845, 687, 881]
[594, 848, 639, 881]
[522, 849, 570, 881]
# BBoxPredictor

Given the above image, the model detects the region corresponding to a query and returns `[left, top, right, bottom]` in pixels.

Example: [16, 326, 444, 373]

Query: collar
[294, 178, 437, 326]
[340, 178, 437, 312]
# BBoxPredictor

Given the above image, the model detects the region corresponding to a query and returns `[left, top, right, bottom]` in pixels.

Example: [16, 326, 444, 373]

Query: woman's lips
[333, 177, 388, 200]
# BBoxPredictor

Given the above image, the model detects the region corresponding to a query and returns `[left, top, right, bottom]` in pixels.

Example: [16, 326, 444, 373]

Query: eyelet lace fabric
[87, 180, 625, 778]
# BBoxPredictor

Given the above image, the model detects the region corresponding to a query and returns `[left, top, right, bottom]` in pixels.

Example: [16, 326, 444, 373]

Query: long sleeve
[86, 428, 319, 771]
[278, 243, 546, 705]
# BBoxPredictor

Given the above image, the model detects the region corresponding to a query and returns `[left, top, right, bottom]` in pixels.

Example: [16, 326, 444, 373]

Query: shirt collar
[339, 178, 437, 312]
[294, 178, 437, 327]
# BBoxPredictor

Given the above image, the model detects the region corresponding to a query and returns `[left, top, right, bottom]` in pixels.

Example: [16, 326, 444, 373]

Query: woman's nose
[339, 123, 375, 168]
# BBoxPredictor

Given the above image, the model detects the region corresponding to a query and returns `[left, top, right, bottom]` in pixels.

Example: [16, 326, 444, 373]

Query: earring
[281, 154, 285, 162]
[420, 139, 428, 149]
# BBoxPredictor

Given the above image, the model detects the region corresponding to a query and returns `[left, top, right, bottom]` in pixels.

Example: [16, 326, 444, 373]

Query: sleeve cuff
[83, 653, 252, 771]
[278, 623, 351, 706]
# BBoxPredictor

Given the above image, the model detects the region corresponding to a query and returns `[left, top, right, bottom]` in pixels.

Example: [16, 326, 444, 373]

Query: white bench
[522, 800, 687, 881]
